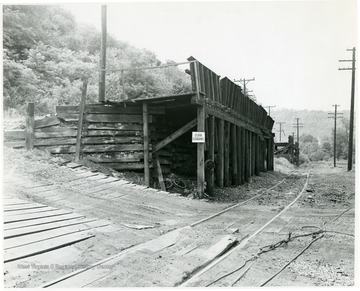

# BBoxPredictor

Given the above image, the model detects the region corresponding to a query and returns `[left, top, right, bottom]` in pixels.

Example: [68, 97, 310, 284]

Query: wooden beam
[237, 127, 243, 185]
[143, 103, 150, 186]
[153, 118, 197, 153]
[224, 121, 230, 186]
[231, 124, 238, 185]
[216, 118, 224, 187]
[255, 134, 260, 176]
[156, 158, 166, 191]
[197, 105, 206, 198]
[206, 115, 215, 196]
[75, 80, 87, 162]
[25, 103, 35, 150]
[244, 130, 250, 182]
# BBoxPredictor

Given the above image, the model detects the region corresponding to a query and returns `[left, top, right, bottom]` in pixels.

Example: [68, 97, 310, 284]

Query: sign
[192, 132, 205, 143]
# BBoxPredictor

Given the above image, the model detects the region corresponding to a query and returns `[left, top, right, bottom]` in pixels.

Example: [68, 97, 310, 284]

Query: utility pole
[264, 105, 276, 117]
[292, 118, 303, 144]
[234, 78, 255, 98]
[277, 122, 285, 142]
[339, 47, 356, 171]
[99, 5, 107, 102]
[328, 104, 343, 167]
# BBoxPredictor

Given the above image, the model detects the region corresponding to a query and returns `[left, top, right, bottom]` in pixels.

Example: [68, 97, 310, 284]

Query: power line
[338, 47, 356, 171]
[328, 104, 343, 167]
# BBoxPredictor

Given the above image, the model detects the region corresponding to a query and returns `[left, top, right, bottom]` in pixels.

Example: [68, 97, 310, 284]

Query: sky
[43, 1, 358, 110]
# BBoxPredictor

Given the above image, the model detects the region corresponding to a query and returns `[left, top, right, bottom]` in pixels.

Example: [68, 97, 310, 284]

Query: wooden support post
[197, 105, 206, 198]
[245, 130, 250, 182]
[224, 121, 230, 186]
[255, 135, 260, 176]
[156, 158, 166, 191]
[143, 102, 150, 186]
[25, 102, 35, 151]
[267, 138, 272, 171]
[237, 127, 243, 184]
[231, 124, 238, 185]
[251, 133, 256, 176]
[216, 118, 224, 187]
[75, 80, 87, 162]
[205, 115, 215, 196]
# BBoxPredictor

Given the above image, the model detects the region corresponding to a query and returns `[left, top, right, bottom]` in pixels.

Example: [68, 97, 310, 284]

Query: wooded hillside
[3, 5, 191, 116]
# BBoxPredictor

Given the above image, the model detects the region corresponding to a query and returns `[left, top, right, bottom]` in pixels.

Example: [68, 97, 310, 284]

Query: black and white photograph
[1, 0, 358, 288]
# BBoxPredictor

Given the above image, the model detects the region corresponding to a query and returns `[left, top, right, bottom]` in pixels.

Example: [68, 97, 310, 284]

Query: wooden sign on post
[192, 132, 205, 143]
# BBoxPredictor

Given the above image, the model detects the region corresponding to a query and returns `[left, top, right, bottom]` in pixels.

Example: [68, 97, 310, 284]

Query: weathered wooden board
[3, 141, 25, 148]
[84, 152, 146, 163]
[4, 231, 95, 263]
[4, 204, 47, 212]
[35, 127, 78, 138]
[5, 220, 110, 249]
[104, 163, 149, 170]
[56, 105, 165, 115]
[85, 130, 142, 137]
[5, 209, 73, 224]
[34, 138, 77, 146]
[87, 123, 145, 131]
[4, 130, 26, 140]
[86, 114, 153, 123]
[4, 206, 57, 216]
[4, 213, 85, 230]
[34, 116, 61, 129]
[4, 218, 97, 239]
[82, 136, 143, 145]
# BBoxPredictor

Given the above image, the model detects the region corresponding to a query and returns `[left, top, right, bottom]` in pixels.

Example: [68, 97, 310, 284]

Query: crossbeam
[153, 118, 198, 153]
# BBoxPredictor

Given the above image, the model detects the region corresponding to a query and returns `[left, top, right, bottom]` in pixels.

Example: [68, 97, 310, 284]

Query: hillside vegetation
[3, 5, 191, 116]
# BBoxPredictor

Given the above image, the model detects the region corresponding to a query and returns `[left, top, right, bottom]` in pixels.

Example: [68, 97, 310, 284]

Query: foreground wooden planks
[4, 231, 95, 263]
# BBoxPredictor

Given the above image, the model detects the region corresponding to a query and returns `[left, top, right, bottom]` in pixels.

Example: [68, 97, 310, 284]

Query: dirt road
[2, 149, 356, 287]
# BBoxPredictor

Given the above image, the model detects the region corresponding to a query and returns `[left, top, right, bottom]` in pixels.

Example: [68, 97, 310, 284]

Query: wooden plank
[4, 213, 85, 231]
[224, 121, 230, 186]
[4, 230, 95, 263]
[5, 220, 110, 249]
[87, 123, 144, 131]
[35, 128, 77, 138]
[4, 204, 47, 212]
[86, 130, 142, 137]
[105, 163, 147, 170]
[4, 141, 25, 148]
[4, 206, 57, 216]
[156, 158, 166, 191]
[4, 218, 96, 239]
[84, 152, 145, 163]
[143, 103, 150, 186]
[4, 209, 73, 224]
[206, 115, 215, 196]
[231, 123, 238, 185]
[25, 102, 35, 150]
[197, 105, 206, 198]
[75, 80, 87, 162]
[244, 130, 250, 182]
[153, 118, 197, 153]
[83, 144, 144, 152]
[56, 105, 165, 115]
[237, 126, 243, 185]
[3, 130, 26, 140]
[216, 118, 224, 187]
[82, 136, 143, 145]
[34, 116, 60, 129]
[34, 138, 77, 146]
[86, 114, 152, 123]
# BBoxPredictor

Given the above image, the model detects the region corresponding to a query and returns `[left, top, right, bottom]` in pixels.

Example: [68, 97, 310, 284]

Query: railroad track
[36, 170, 310, 288]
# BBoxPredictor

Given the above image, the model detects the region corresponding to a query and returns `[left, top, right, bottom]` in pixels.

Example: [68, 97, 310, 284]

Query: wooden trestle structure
[4, 57, 275, 198]
[134, 57, 275, 197]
